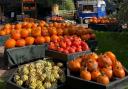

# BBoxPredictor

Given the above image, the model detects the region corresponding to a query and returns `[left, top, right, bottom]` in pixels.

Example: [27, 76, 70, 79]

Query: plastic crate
[67, 68, 128, 89]
[45, 50, 91, 62]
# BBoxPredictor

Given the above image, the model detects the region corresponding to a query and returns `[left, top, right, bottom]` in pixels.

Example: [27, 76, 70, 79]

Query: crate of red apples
[67, 51, 128, 89]
[46, 36, 91, 61]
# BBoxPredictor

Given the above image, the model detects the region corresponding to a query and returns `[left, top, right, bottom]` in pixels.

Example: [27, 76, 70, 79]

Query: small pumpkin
[0, 30, 6, 36]
[85, 59, 98, 72]
[68, 60, 81, 72]
[16, 39, 26, 47]
[34, 36, 45, 44]
[31, 27, 41, 37]
[113, 67, 125, 78]
[87, 53, 98, 61]
[97, 54, 112, 68]
[101, 68, 113, 79]
[50, 35, 59, 42]
[44, 36, 51, 43]
[91, 70, 101, 81]
[25, 36, 35, 45]
[104, 51, 117, 66]
[4, 24, 11, 29]
[80, 68, 91, 81]
[15, 23, 22, 29]
[97, 75, 109, 85]
[20, 29, 29, 38]
[5, 39, 16, 48]
[11, 32, 21, 40]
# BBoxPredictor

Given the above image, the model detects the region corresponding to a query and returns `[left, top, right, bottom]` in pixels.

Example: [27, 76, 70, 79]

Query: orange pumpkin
[20, 29, 29, 38]
[4, 28, 11, 35]
[11, 24, 15, 29]
[86, 59, 98, 72]
[101, 68, 113, 79]
[16, 39, 26, 47]
[15, 23, 22, 29]
[87, 53, 98, 60]
[4, 24, 11, 29]
[25, 36, 35, 45]
[31, 27, 41, 37]
[97, 75, 109, 85]
[80, 69, 91, 81]
[5, 39, 16, 48]
[113, 67, 125, 78]
[91, 70, 101, 80]
[34, 36, 45, 44]
[11, 32, 21, 40]
[57, 28, 63, 35]
[44, 36, 51, 43]
[51, 35, 59, 42]
[41, 29, 49, 36]
[48, 27, 57, 35]
[104, 51, 117, 66]
[97, 55, 112, 68]
[26, 22, 32, 28]
[0, 30, 6, 36]
[68, 60, 81, 72]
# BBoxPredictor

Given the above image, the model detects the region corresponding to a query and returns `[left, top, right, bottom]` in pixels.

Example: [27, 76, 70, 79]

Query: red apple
[76, 47, 82, 52]
[82, 42, 90, 51]
[69, 48, 75, 53]
[63, 50, 69, 54]
[57, 47, 64, 52]
[60, 41, 66, 48]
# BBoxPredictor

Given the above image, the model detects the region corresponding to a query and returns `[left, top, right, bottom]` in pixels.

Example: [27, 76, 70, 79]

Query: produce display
[23, 6, 36, 11]
[1, 21, 95, 48]
[68, 51, 126, 85]
[23, 0, 34, 2]
[13, 58, 66, 89]
[89, 17, 118, 24]
[49, 16, 64, 21]
[48, 36, 90, 54]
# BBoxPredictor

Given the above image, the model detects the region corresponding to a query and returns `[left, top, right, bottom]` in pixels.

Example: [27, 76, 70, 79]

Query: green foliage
[64, 0, 75, 10]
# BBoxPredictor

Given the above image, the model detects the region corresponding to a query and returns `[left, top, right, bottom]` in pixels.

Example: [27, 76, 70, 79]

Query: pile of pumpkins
[89, 17, 118, 24]
[68, 51, 126, 85]
[0, 21, 95, 49]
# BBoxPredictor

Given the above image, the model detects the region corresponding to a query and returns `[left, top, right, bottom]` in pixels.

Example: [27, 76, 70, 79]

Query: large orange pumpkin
[34, 36, 45, 44]
[31, 27, 41, 37]
[16, 39, 26, 47]
[5, 39, 16, 48]
[25, 36, 35, 45]
[0, 30, 6, 36]
[20, 29, 29, 38]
